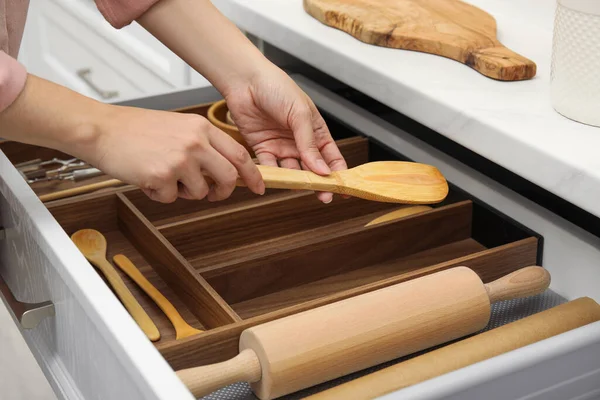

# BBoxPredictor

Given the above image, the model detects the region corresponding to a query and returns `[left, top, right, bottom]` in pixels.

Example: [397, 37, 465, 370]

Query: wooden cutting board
[303, 0, 536, 81]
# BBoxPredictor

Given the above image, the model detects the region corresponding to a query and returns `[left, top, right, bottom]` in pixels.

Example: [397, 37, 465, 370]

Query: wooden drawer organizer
[0, 103, 541, 379]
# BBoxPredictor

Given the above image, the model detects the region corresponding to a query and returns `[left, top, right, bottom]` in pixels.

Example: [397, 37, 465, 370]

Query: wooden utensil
[40, 161, 448, 204]
[112, 254, 204, 340]
[365, 205, 433, 226]
[39, 178, 125, 202]
[306, 297, 600, 400]
[303, 0, 536, 81]
[176, 265, 550, 399]
[250, 161, 448, 204]
[71, 229, 160, 342]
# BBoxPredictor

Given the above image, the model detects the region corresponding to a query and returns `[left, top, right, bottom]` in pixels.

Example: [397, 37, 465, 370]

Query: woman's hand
[137, 0, 348, 204]
[224, 66, 348, 204]
[0, 75, 265, 203]
[91, 106, 265, 203]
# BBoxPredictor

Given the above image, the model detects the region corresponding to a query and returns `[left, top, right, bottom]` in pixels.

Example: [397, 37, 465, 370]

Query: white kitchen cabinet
[19, 0, 211, 102]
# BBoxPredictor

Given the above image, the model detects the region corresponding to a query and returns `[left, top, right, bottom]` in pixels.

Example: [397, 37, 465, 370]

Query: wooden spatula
[247, 161, 448, 204]
[43, 161, 448, 204]
[71, 229, 160, 341]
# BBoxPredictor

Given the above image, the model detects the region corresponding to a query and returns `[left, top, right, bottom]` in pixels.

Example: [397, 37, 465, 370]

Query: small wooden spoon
[247, 161, 448, 204]
[113, 254, 203, 340]
[71, 229, 160, 342]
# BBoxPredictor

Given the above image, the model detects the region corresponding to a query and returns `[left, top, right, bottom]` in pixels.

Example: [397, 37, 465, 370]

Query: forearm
[0, 74, 105, 163]
[137, 0, 272, 96]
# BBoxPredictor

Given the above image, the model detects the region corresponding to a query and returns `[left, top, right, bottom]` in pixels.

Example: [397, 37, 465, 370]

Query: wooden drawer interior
[40, 135, 537, 370]
[1, 100, 543, 396]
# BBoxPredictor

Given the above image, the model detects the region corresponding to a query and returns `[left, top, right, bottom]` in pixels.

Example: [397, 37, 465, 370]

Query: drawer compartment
[48, 191, 240, 338]
[36, 125, 541, 376]
[4, 92, 575, 400]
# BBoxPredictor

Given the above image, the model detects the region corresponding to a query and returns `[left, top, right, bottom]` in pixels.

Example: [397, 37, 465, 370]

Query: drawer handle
[76, 68, 119, 100]
[0, 276, 55, 329]
[0, 230, 55, 330]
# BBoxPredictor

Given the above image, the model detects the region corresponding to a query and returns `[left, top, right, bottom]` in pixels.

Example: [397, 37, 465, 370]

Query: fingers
[318, 133, 348, 172]
[289, 105, 331, 176]
[256, 151, 279, 167]
[316, 137, 350, 200]
[143, 177, 179, 203]
[177, 168, 210, 200]
[208, 127, 265, 196]
[299, 159, 333, 204]
[289, 99, 349, 203]
[279, 157, 301, 170]
[199, 148, 240, 202]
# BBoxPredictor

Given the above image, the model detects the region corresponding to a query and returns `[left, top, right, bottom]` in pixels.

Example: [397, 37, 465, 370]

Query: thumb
[290, 106, 330, 176]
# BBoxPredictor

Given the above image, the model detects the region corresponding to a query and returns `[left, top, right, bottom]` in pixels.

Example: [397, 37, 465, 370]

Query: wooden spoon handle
[176, 349, 262, 398]
[469, 45, 536, 81]
[484, 266, 551, 304]
[39, 178, 125, 202]
[113, 254, 203, 339]
[365, 206, 433, 227]
[94, 257, 160, 341]
[238, 165, 337, 192]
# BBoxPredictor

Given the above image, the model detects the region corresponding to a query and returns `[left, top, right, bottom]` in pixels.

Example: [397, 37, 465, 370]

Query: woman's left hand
[224, 65, 348, 204]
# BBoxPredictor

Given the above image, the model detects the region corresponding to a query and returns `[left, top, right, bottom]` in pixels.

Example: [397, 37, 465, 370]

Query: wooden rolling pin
[176, 266, 550, 399]
[306, 296, 600, 399]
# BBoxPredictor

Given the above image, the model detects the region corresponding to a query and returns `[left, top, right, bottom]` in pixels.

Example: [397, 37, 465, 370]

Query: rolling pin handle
[177, 348, 261, 398]
[484, 266, 551, 304]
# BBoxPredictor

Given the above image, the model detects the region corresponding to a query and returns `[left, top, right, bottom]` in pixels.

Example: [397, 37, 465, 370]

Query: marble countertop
[214, 0, 600, 219]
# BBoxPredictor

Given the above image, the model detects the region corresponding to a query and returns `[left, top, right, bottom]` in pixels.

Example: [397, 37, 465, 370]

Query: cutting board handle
[484, 266, 550, 303]
[468, 46, 536, 81]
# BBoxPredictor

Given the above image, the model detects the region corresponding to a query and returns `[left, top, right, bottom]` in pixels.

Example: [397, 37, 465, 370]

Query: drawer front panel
[0, 195, 142, 400]
[0, 153, 194, 400]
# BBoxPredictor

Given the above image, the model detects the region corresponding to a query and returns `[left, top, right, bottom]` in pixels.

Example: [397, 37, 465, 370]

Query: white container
[551, 0, 600, 127]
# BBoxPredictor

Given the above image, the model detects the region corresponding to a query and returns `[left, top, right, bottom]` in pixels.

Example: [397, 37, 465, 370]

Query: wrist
[136, 0, 273, 98]
[0, 74, 111, 166]
[65, 102, 112, 166]
[221, 59, 289, 104]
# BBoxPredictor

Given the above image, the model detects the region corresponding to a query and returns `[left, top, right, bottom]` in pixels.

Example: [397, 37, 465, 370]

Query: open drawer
[1, 76, 600, 400]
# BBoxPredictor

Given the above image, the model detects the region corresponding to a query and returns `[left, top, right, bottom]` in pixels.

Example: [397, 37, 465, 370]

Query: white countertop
[214, 0, 600, 219]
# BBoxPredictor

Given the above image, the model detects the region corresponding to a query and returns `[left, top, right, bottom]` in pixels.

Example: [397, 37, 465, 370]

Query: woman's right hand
[88, 105, 265, 203]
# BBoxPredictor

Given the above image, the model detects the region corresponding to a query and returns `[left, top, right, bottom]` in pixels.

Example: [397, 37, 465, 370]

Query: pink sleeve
[0, 51, 27, 114]
[95, 0, 162, 29]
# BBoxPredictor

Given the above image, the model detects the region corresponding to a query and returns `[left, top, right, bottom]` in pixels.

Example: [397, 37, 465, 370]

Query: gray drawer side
[0, 152, 194, 400]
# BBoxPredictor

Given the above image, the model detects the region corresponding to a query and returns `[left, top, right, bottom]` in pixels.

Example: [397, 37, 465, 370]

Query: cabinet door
[19, 0, 188, 101]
